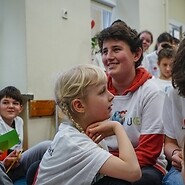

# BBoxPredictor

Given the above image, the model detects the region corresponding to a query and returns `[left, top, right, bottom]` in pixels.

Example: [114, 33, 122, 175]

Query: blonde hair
[55, 64, 107, 130]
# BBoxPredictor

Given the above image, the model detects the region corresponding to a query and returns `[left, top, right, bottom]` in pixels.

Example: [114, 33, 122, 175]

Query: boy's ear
[71, 99, 85, 113]
[19, 105, 23, 114]
[133, 47, 142, 62]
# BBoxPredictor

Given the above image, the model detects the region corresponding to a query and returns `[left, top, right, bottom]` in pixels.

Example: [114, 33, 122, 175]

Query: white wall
[112, 0, 167, 51]
[168, 0, 185, 32]
[113, 0, 166, 50]
[25, 0, 91, 147]
[0, 0, 27, 92]
[112, 0, 140, 29]
[0, 0, 91, 148]
[139, 0, 167, 51]
[25, 0, 91, 99]
[112, 0, 185, 52]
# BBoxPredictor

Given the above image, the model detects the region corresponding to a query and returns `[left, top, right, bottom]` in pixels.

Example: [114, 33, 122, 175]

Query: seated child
[34, 64, 141, 185]
[0, 86, 24, 156]
[151, 44, 176, 94]
[0, 86, 51, 182]
[162, 38, 185, 185]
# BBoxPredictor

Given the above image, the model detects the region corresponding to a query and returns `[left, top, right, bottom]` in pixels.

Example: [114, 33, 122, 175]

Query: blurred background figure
[151, 44, 176, 94]
[142, 32, 173, 78]
[138, 30, 153, 56]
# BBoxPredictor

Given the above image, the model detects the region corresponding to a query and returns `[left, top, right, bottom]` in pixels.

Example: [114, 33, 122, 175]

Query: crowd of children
[1, 19, 185, 185]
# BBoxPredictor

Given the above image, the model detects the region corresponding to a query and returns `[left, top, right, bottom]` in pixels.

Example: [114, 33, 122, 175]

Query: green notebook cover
[0, 130, 20, 151]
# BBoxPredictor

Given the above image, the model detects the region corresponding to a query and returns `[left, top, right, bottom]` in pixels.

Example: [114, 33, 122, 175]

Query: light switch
[62, 9, 68, 19]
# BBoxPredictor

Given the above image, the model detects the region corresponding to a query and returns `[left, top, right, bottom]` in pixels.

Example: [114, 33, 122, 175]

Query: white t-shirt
[151, 78, 173, 94]
[35, 122, 111, 185]
[163, 88, 185, 147]
[106, 79, 164, 148]
[143, 51, 160, 78]
[105, 79, 167, 170]
[0, 116, 23, 150]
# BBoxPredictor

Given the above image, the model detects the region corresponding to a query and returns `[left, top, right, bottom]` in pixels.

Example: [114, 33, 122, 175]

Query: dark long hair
[172, 38, 185, 97]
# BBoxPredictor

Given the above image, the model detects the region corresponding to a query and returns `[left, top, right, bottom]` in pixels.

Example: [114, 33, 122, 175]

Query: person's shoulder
[58, 122, 83, 138]
[145, 51, 158, 64]
[142, 78, 161, 92]
[145, 51, 156, 58]
[0, 116, 4, 123]
[150, 77, 169, 85]
[0, 116, 7, 126]
[0, 117, 9, 134]
[137, 80, 165, 105]
[168, 87, 184, 101]
[58, 121, 75, 131]
[57, 122, 97, 150]
[14, 116, 24, 125]
[165, 88, 185, 111]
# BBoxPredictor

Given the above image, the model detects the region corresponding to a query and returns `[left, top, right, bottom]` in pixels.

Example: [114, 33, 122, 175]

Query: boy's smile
[0, 97, 22, 126]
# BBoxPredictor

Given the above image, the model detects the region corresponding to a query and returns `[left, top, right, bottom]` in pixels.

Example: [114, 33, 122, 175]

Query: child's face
[81, 82, 114, 126]
[102, 39, 140, 79]
[158, 58, 173, 80]
[0, 97, 23, 125]
[139, 32, 152, 52]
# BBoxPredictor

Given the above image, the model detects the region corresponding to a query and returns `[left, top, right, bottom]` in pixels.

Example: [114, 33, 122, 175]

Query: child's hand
[86, 120, 119, 143]
[172, 150, 182, 171]
[3, 149, 22, 170]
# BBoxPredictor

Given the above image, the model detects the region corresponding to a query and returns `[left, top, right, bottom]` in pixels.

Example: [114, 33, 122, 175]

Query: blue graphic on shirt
[164, 86, 171, 93]
[112, 110, 127, 125]
[111, 110, 141, 126]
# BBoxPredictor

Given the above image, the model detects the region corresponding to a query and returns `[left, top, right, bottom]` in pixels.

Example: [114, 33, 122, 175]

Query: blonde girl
[34, 64, 141, 185]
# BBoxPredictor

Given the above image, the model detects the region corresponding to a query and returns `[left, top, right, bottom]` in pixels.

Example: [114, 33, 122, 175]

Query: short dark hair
[158, 44, 176, 63]
[97, 20, 143, 68]
[157, 32, 173, 44]
[0, 86, 23, 105]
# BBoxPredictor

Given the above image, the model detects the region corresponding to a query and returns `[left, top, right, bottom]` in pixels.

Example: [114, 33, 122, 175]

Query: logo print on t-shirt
[111, 110, 141, 126]
[112, 110, 127, 125]
[48, 146, 54, 156]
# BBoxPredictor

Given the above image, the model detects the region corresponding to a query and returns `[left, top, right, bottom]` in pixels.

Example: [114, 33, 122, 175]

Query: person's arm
[86, 120, 141, 182]
[135, 85, 165, 167]
[164, 135, 182, 171]
[2, 150, 21, 171]
[135, 134, 164, 167]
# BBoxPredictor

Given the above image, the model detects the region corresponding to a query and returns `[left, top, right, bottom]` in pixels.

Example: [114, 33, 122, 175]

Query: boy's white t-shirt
[163, 88, 185, 147]
[0, 116, 23, 149]
[105, 79, 167, 171]
[35, 122, 112, 185]
[106, 79, 164, 148]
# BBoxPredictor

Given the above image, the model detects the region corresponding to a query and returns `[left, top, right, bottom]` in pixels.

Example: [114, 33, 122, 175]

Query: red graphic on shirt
[153, 67, 157, 70]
